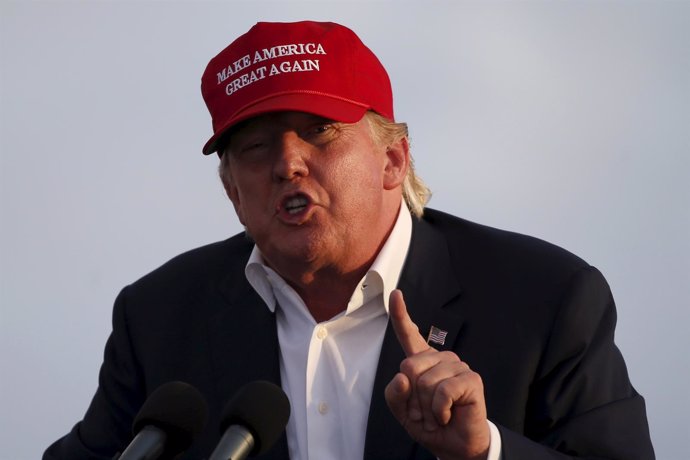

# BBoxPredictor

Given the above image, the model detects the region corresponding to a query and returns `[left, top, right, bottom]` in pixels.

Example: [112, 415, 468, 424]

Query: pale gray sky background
[1, 1, 688, 459]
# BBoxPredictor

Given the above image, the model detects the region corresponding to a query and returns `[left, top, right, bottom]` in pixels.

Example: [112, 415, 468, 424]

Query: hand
[384, 290, 490, 460]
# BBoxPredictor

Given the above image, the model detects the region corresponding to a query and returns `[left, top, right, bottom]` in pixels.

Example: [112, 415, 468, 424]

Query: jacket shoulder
[421, 208, 589, 275]
[126, 232, 252, 297]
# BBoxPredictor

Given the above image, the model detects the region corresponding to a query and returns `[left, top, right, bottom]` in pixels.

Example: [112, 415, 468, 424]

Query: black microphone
[118, 381, 208, 460]
[209, 381, 291, 460]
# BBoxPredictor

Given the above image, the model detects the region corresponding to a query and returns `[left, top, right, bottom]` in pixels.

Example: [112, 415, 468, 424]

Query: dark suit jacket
[44, 208, 654, 459]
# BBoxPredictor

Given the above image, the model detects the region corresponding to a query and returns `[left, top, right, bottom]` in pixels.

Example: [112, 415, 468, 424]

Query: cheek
[225, 176, 252, 226]
[325, 154, 384, 203]
[232, 179, 277, 233]
[226, 163, 262, 222]
[227, 185, 247, 225]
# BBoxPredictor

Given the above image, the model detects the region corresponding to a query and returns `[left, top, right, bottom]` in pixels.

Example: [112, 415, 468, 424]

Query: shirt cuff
[486, 420, 503, 460]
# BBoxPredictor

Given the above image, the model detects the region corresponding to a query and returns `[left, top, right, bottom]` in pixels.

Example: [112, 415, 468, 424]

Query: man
[45, 21, 654, 460]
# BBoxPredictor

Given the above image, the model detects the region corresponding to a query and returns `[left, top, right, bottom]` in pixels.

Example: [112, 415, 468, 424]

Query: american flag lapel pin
[427, 325, 448, 346]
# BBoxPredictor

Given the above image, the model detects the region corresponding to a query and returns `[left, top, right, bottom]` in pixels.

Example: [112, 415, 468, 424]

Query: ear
[382, 136, 410, 190]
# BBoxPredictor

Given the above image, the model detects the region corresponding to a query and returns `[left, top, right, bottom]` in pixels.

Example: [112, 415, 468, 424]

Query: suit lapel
[207, 258, 289, 459]
[364, 215, 465, 460]
[206, 217, 467, 460]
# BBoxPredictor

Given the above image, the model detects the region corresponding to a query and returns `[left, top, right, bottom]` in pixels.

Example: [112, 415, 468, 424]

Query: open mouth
[282, 194, 310, 215]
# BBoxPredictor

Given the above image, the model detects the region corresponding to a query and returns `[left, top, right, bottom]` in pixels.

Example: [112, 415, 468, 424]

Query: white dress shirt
[244, 203, 502, 460]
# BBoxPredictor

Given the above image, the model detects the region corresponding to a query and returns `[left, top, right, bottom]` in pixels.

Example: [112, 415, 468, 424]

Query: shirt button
[318, 402, 329, 415]
[316, 326, 328, 340]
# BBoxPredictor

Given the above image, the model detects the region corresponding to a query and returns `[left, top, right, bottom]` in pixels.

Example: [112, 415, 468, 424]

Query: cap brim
[202, 92, 370, 155]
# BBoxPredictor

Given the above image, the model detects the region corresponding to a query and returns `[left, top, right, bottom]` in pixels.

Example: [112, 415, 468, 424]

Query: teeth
[285, 196, 308, 214]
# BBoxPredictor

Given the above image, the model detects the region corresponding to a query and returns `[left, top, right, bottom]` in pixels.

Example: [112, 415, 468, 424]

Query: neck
[266, 198, 403, 322]
[271, 210, 397, 322]
[291, 267, 368, 322]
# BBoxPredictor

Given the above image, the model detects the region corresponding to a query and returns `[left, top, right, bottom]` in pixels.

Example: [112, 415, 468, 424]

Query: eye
[240, 142, 264, 153]
[227, 137, 270, 161]
[313, 124, 331, 134]
[231, 132, 270, 155]
[303, 122, 338, 142]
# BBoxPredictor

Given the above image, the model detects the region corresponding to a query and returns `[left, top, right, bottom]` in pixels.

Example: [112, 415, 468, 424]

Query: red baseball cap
[200, 21, 394, 155]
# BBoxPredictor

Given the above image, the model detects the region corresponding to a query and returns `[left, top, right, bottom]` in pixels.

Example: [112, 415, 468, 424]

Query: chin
[269, 231, 333, 264]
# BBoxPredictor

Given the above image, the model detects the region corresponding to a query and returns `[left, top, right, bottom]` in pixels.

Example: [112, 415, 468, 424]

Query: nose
[272, 131, 308, 181]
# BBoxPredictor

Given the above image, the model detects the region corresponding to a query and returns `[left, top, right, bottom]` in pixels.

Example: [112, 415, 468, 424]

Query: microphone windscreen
[133, 381, 209, 456]
[220, 381, 291, 455]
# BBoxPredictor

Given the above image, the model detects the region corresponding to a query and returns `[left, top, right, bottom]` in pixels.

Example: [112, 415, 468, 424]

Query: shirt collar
[245, 202, 413, 315]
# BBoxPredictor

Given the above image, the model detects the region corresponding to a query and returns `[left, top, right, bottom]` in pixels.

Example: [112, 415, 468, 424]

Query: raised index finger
[389, 289, 431, 357]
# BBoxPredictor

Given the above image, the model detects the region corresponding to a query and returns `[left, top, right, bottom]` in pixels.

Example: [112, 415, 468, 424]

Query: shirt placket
[306, 322, 341, 460]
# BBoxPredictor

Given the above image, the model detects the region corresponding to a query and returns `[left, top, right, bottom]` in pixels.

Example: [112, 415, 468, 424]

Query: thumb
[385, 372, 412, 423]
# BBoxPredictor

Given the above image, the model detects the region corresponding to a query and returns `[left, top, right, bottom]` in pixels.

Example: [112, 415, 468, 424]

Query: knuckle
[399, 358, 418, 376]
[466, 370, 483, 388]
[407, 324, 420, 338]
[416, 373, 435, 392]
[436, 379, 456, 400]
[438, 350, 461, 362]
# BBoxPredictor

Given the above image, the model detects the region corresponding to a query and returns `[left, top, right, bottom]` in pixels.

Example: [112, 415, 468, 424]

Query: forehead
[234, 111, 330, 133]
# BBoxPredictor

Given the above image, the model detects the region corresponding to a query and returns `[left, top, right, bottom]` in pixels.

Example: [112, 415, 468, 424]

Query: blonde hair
[363, 111, 431, 217]
[218, 111, 431, 217]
